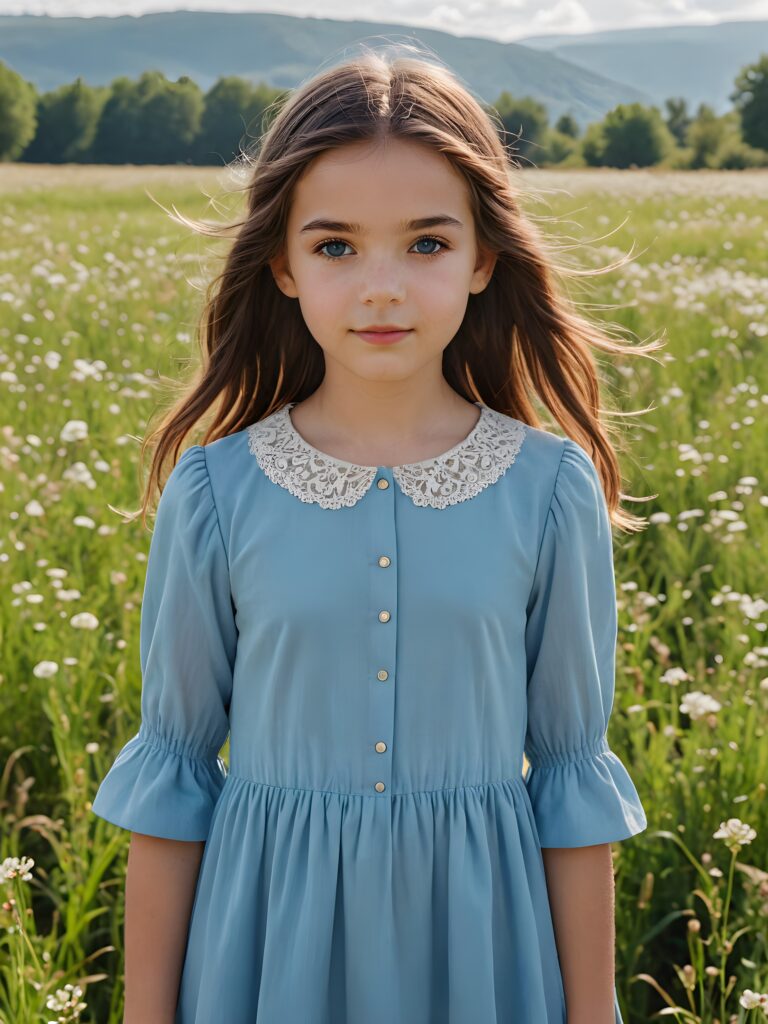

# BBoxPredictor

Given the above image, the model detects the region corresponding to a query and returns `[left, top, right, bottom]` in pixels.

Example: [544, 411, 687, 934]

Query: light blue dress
[91, 400, 648, 1024]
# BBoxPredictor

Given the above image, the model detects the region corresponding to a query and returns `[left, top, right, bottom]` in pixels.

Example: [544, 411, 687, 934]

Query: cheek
[301, 260, 356, 300]
[294, 263, 349, 318]
[414, 262, 473, 314]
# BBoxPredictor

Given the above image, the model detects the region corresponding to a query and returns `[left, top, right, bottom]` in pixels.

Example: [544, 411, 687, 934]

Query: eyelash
[312, 235, 450, 262]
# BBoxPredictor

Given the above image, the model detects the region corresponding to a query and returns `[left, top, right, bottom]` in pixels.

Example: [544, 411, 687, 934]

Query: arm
[542, 843, 616, 1024]
[123, 834, 205, 1024]
[523, 440, 648, 1019]
[91, 447, 238, 1019]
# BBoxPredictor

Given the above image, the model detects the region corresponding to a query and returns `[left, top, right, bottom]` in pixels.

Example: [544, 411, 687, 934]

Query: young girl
[91, 43, 657, 1024]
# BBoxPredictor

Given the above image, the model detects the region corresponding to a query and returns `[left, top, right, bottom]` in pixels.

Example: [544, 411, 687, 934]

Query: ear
[269, 251, 299, 298]
[469, 245, 497, 294]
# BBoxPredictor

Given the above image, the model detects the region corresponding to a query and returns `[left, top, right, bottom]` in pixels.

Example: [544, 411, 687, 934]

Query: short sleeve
[91, 445, 238, 841]
[523, 438, 647, 848]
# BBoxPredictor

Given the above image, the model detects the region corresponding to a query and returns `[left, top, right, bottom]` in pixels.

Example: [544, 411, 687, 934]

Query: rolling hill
[517, 20, 768, 114]
[0, 10, 653, 129]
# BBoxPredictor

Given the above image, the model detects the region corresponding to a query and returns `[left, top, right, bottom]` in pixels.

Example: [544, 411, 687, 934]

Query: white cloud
[0, 0, 767, 40]
[530, 0, 593, 31]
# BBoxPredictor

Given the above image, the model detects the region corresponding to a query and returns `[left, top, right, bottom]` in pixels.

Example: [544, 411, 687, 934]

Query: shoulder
[494, 413, 605, 533]
[158, 430, 248, 521]
[495, 413, 569, 500]
[511, 416, 593, 470]
[509, 416, 565, 463]
[182, 428, 255, 543]
[161, 444, 210, 509]
[190, 428, 251, 491]
[543, 436, 609, 545]
[509, 416, 600, 497]
[553, 437, 604, 511]
[199, 427, 250, 464]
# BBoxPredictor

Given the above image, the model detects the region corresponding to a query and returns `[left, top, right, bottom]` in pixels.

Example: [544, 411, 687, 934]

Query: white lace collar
[246, 401, 526, 509]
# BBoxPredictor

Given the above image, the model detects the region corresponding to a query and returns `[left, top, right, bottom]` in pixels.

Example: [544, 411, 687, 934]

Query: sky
[0, 0, 767, 42]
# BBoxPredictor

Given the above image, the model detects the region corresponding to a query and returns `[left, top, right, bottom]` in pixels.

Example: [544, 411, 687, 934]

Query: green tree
[685, 103, 725, 169]
[244, 82, 290, 147]
[598, 102, 675, 167]
[89, 71, 204, 164]
[89, 76, 144, 164]
[554, 112, 580, 138]
[196, 75, 254, 165]
[540, 129, 579, 165]
[664, 97, 691, 146]
[20, 77, 107, 163]
[580, 121, 607, 166]
[0, 60, 37, 161]
[138, 74, 204, 164]
[195, 77, 286, 165]
[730, 52, 768, 151]
[493, 91, 549, 165]
[679, 106, 751, 170]
[714, 136, 768, 168]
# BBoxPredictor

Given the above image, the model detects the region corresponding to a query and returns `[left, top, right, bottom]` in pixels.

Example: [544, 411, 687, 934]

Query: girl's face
[270, 136, 497, 386]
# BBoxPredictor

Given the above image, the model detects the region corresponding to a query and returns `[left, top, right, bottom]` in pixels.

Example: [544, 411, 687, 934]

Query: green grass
[1, 165, 766, 1024]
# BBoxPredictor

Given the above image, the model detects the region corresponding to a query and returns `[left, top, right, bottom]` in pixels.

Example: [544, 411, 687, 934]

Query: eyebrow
[299, 215, 464, 234]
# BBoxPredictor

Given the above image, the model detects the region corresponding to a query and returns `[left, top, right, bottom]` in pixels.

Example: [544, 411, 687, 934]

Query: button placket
[368, 467, 397, 796]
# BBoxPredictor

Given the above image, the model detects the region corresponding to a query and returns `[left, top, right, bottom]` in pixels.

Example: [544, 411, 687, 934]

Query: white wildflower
[69, 612, 99, 630]
[0, 855, 35, 882]
[33, 661, 59, 679]
[713, 817, 757, 854]
[660, 666, 689, 687]
[60, 420, 88, 443]
[680, 690, 722, 719]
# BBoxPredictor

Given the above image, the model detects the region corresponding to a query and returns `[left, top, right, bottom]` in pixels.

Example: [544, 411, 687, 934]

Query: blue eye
[319, 239, 350, 259]
[413, 237, 443, 256]
[314, 235, 449, 262]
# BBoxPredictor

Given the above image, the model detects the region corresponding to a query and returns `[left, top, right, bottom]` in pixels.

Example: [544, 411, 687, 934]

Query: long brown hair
[135, 42, 664, 532]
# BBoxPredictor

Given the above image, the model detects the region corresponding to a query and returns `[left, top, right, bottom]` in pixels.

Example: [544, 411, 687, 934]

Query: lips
[355, 328, 412, 345]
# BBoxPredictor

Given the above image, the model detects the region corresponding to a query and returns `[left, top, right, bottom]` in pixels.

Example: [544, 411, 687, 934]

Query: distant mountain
[0, 11, 652, 130]
[517, 20, 768, 114]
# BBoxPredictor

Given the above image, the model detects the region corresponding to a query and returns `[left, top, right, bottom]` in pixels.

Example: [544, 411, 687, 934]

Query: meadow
[0, 164, 766, 1023]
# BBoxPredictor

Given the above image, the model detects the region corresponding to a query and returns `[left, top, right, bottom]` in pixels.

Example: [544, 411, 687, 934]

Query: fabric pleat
[176, 773, 568, 1024]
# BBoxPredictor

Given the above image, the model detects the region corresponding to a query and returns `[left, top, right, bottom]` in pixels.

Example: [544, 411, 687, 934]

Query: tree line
[1, 54, 767, 169]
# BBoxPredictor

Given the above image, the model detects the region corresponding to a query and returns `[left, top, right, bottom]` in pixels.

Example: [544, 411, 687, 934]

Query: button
[377, 669, 389, 681]
[374, 781, 386, 792]
[377, 478, 389, 490]
[378, 610, 391, 623]
[375, 741, 387, 753]
[378, 555, 391, 568]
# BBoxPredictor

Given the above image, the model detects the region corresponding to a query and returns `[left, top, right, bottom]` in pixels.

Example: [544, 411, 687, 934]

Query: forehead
[288, 137, 471, 226]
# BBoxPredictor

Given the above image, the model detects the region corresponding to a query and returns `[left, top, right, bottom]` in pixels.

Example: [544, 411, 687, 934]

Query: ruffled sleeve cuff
[91, 723, 227, 841]
[524, 736, 648, 848]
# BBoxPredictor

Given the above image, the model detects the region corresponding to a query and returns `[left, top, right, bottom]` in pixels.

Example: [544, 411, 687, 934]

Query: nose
[357, 259, 407, 305]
